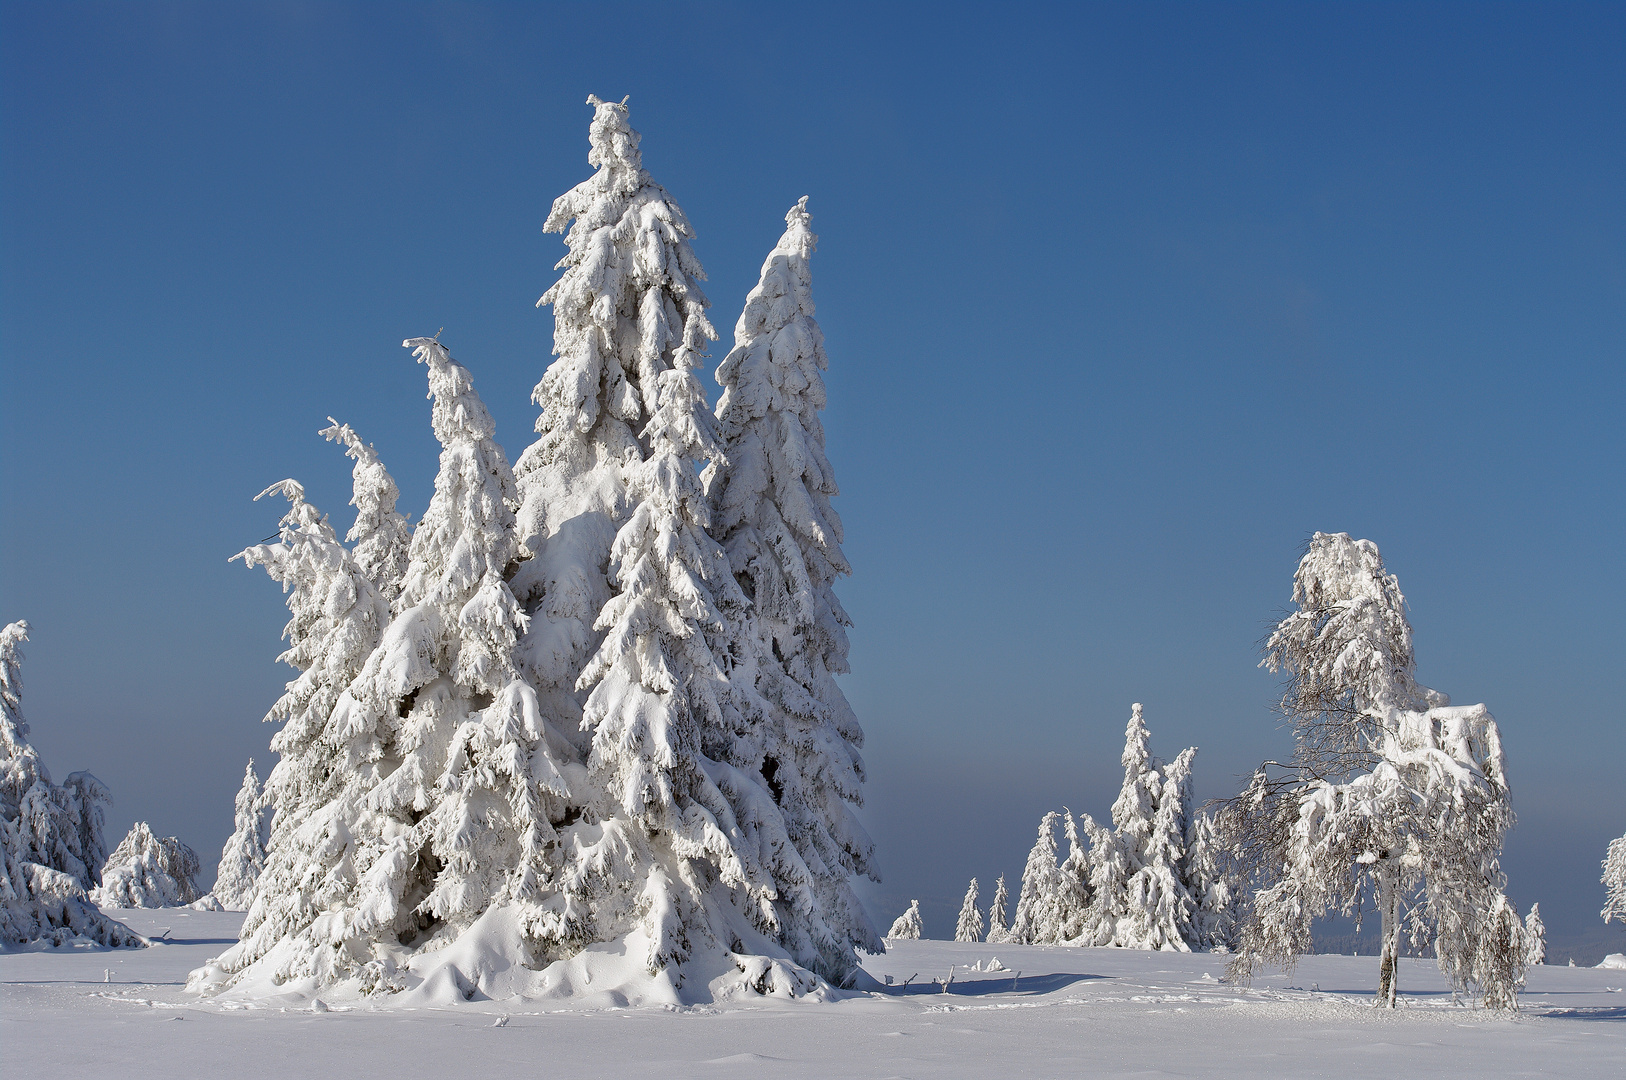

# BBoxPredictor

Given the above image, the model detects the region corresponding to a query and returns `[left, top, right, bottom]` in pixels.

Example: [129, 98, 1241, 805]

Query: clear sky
[2, 2, 1622, 958]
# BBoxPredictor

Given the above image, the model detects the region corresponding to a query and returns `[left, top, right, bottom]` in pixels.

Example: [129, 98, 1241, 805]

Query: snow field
[4, 912, 1621, 1079]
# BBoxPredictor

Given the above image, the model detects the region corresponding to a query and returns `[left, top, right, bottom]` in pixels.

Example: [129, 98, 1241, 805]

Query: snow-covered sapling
[955, 878, 984, 942]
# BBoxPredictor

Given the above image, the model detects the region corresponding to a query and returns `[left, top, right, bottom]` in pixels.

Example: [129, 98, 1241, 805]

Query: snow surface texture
[0, 620, 141, 947]
[1225, 532, 1525, 1009]
[1005, 705, 1236, 953]
[205, 99, 876, 1006]
[95, 823, 203, 909]
[5, 914, 1623, 1079]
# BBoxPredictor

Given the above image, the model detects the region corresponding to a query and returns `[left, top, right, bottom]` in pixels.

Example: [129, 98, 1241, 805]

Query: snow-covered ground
[4, 909, 1621, 1078]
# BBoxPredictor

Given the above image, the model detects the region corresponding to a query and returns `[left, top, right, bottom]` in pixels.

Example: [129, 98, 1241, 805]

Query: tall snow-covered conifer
[706, 197, 880, 978]
[512, 94, 716, 734]
[887, 899, 922, 940]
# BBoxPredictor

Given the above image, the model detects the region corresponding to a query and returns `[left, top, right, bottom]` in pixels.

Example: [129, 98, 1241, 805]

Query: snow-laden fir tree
[1182, 811, 1238, 950]
[322, 418, 413, 604]
[985, 873, 1010, 943]
[205, 345, 579, 995]
[1223, 533, 1525, 1009]
[511, 94, 716, 737]
[704, 196, 880, 979]
[887, 899, 922, 940]
[207, 474, 393, 986]
[1524, 903, 1545, 966]
[955, 878, 984, 942]
[1, 621, 139, 946]
[1009, 811, 1091, 944]
[96, 822, 203, 908]
[1604, 833, 1626, 924]
[211, 761, 270, 911]
[1080, 706, 1198, 950]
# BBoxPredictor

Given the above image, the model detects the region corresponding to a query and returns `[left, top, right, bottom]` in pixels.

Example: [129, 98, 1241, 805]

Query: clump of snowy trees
[1220, 533, 1527, 1009]
[94, 822, 204, 909]
[200, 97, 877, 1003]
[1, 621, 141, 947]
[989, 705, 1234, 953]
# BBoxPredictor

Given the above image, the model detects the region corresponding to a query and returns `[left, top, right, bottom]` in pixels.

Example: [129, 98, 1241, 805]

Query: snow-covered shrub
[1223, 533, 1525, 1009]
[95, 822, 202, 908]
[1, 620, 140, 947]
[210, 761, 269, 911]
[1604, 834, 1626, 924]
[955, 879, 983, 942]
[887, 900, 922, 940]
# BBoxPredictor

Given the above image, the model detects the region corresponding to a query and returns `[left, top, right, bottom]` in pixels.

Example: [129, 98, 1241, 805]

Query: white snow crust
[5, 912, 1622, 1079]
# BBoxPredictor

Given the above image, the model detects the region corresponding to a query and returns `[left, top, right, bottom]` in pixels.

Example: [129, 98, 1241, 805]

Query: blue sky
[2, 2, 1622, 957]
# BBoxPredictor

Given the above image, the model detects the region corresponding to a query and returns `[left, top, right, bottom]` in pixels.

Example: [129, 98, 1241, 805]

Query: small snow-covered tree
[321, 418, 413, 604]
[955, 878, 983, 942]
[1604, 833, 1626, 924]
[96, 822, 203, 908]
[986, 873, 1010, 943]
[705, 197, 880, 980]
[211, 761, 269, 911]
[1224, 533, 1525, 1009]
[887, 899, 922, 940]
[1524, 903, 1545, 966]
[1, 621, 139, 946]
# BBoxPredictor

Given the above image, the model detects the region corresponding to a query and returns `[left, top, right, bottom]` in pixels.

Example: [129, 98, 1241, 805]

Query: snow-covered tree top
[398, 337, 519, 613]
[1262, 532, 1446, 772]
[1, 619, 47, 810]
[320, 417, 412, 601]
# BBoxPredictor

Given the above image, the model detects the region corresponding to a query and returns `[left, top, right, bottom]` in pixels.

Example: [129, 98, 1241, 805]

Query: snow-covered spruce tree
[562, 299, 819, 993]
[1524, 903, 1545, 966]
[205, 342, 579, 995]
[985, 873, 1010, 943]
[511, 94, 717, 740]
[887, 899, 922, 940]
[1183, 811, 1238, 950]
[705, 197, 881, 979]
[0, 621, 139, 946]
[206, 475, 393, 985]
[1604, 833, 1626, 924]
[955, 879, 984, 942]
[321, 418, 413, 604]
[212, 761, 269, 911]
[1223, 533, 1525, 1009]
[96, 822, 203, 908]
[1009, 811, 1091, 944]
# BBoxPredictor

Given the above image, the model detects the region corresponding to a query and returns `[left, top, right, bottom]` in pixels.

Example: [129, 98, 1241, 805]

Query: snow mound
[1596, 953, 1626, 970]
[195, 903, 841, 1011]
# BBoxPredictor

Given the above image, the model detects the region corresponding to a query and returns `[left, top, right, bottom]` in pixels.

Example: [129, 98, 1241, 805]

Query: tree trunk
[1375, 857, 1400, 1008]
